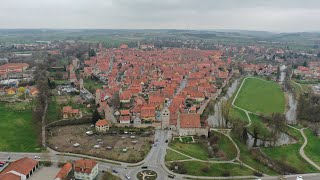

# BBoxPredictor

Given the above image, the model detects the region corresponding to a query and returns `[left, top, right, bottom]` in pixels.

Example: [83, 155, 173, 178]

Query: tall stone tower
[95, 89, 101, 105]
[161, 107, 170, 130]
[79, 78, 84, 90]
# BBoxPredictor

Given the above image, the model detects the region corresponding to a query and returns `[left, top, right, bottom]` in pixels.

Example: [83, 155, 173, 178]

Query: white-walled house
[74, 159, 98, 180]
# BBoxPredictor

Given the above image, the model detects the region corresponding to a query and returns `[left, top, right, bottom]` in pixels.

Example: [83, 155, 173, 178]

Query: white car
[34, 156, 40, 159]
[296, 176, 303, 180]
[125, 175, 131, 179]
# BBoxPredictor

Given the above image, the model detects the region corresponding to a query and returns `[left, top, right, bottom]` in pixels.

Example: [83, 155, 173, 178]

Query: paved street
[0, 129, 319, 180]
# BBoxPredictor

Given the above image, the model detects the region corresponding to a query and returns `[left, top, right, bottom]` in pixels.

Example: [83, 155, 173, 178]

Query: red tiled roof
[120, 109, 130, 115]
[0, 157, 38, 176]
[141, 106, 156, 118]
[55, 162, 72, 179]
[180, 113, 201, 128]
[74, 159, 97, 174]
[96, 119, 108, 126]
[0, 173, 20, 180]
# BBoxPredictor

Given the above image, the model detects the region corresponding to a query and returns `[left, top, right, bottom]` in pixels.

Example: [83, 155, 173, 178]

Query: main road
[0, 129, 320, 180]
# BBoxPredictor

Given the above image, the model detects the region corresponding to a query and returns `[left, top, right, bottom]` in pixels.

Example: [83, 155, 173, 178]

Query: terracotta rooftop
[0, 157, 38, 176]
[180, 113, 201, 128]
[0, 173, 20, 180]
[74, 159, 97, 174]
[96, 119, 109, 126]
[55, 162, 72, 180]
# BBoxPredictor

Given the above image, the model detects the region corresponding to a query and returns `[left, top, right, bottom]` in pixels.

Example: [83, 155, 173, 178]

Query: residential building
[54, 162, 72, 180]
[62, 106, 82, 119]
[141, 106, 156, 121]
[95, 119, 110, 133]
[0, 157, 39, 180]
[74, 159, 98, 180]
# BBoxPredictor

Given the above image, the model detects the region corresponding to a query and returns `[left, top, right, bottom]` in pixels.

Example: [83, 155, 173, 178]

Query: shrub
[222, 170, 230, 177]
[41, 161, 52, 167]
[253, 171, 263, 177]
[201, 166, 209, 173]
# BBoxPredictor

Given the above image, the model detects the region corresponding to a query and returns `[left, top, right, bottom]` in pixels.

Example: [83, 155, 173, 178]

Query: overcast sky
[1, 0, 320, 32]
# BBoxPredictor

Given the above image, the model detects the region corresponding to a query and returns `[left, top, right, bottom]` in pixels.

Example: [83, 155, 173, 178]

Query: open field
[47, 124, 154, 163]
[261, 127, 318, 173]
[167, 161, 257, 177]
[304, 129, 320, 166]
[234, 78, 285, 114]
[165, 149, 190, 162]
[0, 102, 40, 152]
[229, 107, 248, 123]
[169, 141, 208, 160]
[210, 131, 238, 161]
[248, 114, 272, 140]
[230, 132, 278, 175]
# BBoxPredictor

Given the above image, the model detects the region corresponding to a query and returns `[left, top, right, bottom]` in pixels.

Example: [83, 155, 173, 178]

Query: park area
[47, 124, 154, 163]
[0, 102, 41, 152]
[234, 77, 285, 115]
[166, 161, 258, 177]
[168, 133, 237, 161]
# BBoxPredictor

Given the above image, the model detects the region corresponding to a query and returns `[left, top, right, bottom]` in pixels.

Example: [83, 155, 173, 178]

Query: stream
[207, 79, 239, 128]
[279, 65, 298, 125]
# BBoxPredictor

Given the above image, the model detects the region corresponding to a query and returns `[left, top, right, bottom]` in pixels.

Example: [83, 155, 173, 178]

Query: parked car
[168, 174, 175, 178]
[34, 156, 40, 159]
[296, 176, 303, 180]
[125, 175, 131, 179]
[112, 169, 118, 173]
[141, 166, 148, 169]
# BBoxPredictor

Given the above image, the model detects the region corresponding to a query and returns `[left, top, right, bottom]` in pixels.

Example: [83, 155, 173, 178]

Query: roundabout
[137, 170, 158, 180]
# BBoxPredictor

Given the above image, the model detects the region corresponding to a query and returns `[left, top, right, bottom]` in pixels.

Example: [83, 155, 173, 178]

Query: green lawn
[210, 131, 237, 161]
[168, 161, 257, 177]
[84, 79, 103, 93]
[169, 141, 209, 160]
[165, 149, 190, 162]
[181, 136, 194, 143]
[248, 114, 272, 140]
[0, 102, 41, 152]
[261, 127, 318, 173]
[234, 77, 285, 114]
[229, 107, 248, 123]
[230, 132, 278, 175]
[304, 129, 320, 166]
[46, 96, 60, 123]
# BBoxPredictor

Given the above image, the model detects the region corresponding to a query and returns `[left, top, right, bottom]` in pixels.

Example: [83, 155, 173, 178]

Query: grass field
[47, 96, 60, 123]
[0, 102, 40, 152]
[169, 141, 208, 160]
[261, 127, 318, 173]
[234, 78, 285, 114]
[230, 132, 278, 175]
[210, 131, 238, 161]
[304, 129, 320, 166]
[229, 107, 248, 123]
[168, 161, 256, 177]
[165, 149, 190, 162]
[248, 114, 272, 140]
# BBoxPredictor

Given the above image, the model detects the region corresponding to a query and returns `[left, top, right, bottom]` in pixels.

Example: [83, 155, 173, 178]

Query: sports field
[234, 78, 285, 114]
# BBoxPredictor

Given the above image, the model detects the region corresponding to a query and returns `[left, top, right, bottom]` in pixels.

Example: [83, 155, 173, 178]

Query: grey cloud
[0, 0, 320, 32]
